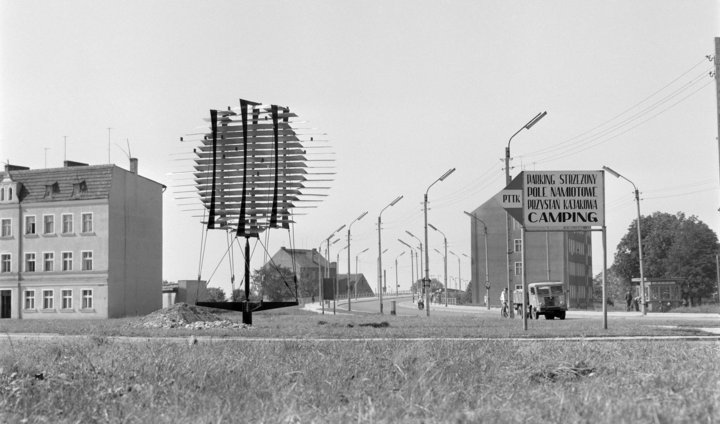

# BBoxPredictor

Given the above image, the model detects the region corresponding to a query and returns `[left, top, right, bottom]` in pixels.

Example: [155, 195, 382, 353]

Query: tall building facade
[469, 196, 593, 309]
[0, 161, 163, 319]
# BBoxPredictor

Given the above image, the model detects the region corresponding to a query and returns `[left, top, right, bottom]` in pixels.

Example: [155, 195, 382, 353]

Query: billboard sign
[496, 170, 605, 229]
[523, 171, 604, 228]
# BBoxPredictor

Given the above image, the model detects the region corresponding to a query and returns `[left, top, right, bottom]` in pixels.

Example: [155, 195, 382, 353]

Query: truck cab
[527, 282, 567, 320]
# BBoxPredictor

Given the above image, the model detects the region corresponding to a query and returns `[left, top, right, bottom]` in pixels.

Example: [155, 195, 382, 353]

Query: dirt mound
[131, 303, 250, 330]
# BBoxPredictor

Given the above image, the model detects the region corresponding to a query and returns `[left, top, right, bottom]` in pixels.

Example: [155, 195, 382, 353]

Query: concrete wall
[107, 167, 163, 317]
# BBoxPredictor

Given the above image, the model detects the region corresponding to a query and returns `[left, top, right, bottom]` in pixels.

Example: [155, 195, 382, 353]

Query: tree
[253, 265, 315, 301]
[411, 278, 444, 294]
[612, 212, 718, 300]
[458, 280, 473, 305]
[592, 268, 624, 305]
[205, 287, 226, 302]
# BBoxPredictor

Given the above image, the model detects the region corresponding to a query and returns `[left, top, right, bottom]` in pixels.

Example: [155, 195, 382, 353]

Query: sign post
[495, 170, 607, 329]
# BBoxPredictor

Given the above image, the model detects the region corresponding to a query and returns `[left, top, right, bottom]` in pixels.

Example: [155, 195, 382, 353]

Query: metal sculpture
[180, 98, 332, 323]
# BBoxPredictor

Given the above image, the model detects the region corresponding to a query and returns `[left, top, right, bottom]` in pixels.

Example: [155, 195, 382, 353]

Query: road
[317, 294, 720, 330]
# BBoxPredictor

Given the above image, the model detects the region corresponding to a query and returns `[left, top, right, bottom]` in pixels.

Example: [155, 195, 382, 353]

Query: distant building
[262, 247, 374, 300]
[162, 280, 208, 308]
[0, 160, 163, 319]
[469, 196, 593, 309]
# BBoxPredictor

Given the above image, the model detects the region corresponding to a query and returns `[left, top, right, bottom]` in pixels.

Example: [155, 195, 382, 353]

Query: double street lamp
[603, 165, 646, 315]
[346, 211, 368, 311]
[378, 195, 403, 314]
[428, 223, 448, 307]
[423, 168, 456, 316]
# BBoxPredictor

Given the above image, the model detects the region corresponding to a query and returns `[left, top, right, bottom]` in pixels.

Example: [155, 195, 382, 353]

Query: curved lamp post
[346, 211, 368, 311]
[464, 211, 490, 310]
[335, 244, 347, 315]
[422, 168, 455, 316]
[355, 247, 369, 299]
[405, 230, 424, 304]
[448, 250, 462, 290]
[603, 165, 646, 315]
[429, 223, 448, 307]
[377, 195, 403, 314]
[505, 112, 546, 317]
[394, 251, 405, 296]
[398, 239, 416, 301]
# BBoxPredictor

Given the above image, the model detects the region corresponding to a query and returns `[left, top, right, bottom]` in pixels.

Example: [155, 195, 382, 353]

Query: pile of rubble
[131, 303, 251, 330]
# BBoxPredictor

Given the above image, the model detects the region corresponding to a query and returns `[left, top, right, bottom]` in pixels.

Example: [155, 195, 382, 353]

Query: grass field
[1, 307, 719, 423]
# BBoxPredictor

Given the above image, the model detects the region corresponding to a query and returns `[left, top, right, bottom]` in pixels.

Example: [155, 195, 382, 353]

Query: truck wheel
[544, 313, 553, 320]
[558, 311, 566, 320]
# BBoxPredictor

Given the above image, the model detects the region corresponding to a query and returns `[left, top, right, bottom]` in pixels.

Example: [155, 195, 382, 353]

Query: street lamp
[336, 244, 347, 315]
[398, 239, 416, 301]
[405, 230, 424, 303]
[355, 247, 369, 299]
[432, 247, 448, 306]
[448, 250, 462, 290]
[423, 168, 455, 316]
[429, 223, 449, 307]
[312, 246, 324, 314]
[603, 165, 646, 315]
[464, 211, 490, 310]
[377, 195, 403, 314]
[394, 251, 405, 297]
[347, 211, 368, 312]
[505, 112, 546, 317]
[324, 225, 346, 278]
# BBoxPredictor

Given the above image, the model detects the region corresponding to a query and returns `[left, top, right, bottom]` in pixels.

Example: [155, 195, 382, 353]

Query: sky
[2, 0, 719, 297]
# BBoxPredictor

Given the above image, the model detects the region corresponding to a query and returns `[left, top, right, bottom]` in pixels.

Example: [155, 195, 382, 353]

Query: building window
[25, 252, 36, 272]
[82, 251, 93, 271]
[514, 239, 522, 252]
[1, 218, 11, 237]
[82, 289, 93, 309]
[24, 290, 35, 310]
[71, 181, 87, 198]
[62, 214, 73, 234]
[43, 215, 55, 235]
[25, 216, 36, 235]
[44, 182, 59, 199]
[61, 289, 73, 310]
[514, 261, 523, 276]
[44, 252, 54, 271]
[81, 213, 93, 233]
[42, 290, 54, 310]
[1, 254, 10, 273]
[62, 252, 73, 271]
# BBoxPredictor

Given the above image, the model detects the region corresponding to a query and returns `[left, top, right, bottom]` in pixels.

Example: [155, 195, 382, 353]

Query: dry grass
[0, 336, 718, 423]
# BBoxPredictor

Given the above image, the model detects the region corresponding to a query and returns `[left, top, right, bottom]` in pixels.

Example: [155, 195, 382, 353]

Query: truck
[513, 281, 567, 320]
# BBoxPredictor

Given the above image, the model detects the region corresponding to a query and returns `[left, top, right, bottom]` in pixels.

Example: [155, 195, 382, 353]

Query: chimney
[64, 160, 88, 167]
[129, 158, 138, 174]
[5, 164, 30, 172]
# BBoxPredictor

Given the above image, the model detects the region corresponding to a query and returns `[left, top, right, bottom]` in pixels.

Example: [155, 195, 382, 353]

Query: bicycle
[501, 301, 509, 318]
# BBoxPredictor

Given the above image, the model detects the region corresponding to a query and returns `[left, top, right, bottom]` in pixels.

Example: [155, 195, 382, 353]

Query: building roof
[278, 247, 331, 268]
[2, 163, 163, 203]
